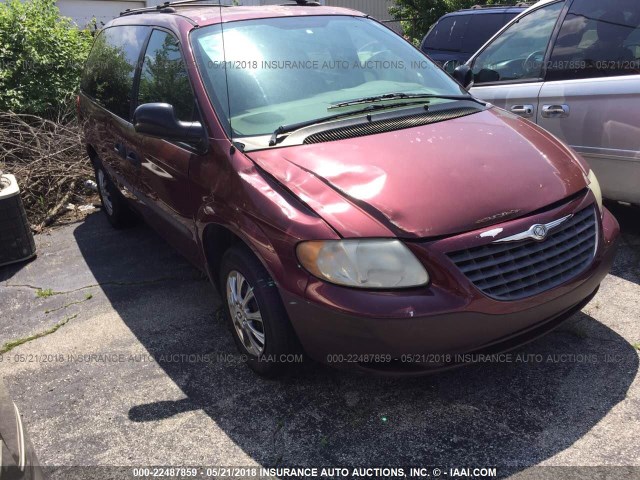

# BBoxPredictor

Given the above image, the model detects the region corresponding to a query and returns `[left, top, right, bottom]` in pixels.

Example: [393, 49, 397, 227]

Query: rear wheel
[95, 162, 134, 228]
[219, 245, 301, 377]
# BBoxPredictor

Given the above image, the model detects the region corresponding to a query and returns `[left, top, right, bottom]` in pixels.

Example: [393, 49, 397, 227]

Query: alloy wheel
[226, 270, 265, 356]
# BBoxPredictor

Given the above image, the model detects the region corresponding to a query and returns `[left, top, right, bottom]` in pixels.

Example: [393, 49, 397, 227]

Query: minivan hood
[246, 107, 589, 238]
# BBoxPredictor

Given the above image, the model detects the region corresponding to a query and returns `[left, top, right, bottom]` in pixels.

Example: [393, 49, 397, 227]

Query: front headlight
[296, 239, 429, 289]
[587, 170, 603, 213]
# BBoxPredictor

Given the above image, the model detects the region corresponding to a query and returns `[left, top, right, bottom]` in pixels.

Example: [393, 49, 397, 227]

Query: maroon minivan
[79, 1, 619, 376]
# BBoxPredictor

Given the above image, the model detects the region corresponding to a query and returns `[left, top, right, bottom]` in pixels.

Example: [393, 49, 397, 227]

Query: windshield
[191, 15, 467, 139]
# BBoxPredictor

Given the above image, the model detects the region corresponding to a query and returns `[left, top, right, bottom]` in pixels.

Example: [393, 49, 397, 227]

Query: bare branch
[0, 111, 93, 228]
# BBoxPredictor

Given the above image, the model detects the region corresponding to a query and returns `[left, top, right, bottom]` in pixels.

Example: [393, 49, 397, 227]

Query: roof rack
[279, 1, 321, 5]
[120, 0, 322, 17]
[468, 2, 534, 9]
[120, 0, 229, 17]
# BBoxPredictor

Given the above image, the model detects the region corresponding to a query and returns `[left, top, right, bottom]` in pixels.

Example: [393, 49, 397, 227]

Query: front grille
[447, 206, 598, 301]
[303, 106, 480, 144]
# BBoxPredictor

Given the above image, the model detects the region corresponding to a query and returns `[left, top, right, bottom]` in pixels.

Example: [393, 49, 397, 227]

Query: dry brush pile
[0, 110, 94, 231]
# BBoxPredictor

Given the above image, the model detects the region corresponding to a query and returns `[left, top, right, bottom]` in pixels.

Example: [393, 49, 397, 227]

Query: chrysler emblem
[493, 214, 573, 244]
[532, 224, 548, 240]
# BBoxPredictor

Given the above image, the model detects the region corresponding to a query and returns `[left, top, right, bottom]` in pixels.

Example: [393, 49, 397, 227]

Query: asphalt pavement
[0, 203, 638, 479]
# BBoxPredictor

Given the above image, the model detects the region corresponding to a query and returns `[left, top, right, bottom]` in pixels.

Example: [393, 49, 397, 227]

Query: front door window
[471, 2, 564, 85]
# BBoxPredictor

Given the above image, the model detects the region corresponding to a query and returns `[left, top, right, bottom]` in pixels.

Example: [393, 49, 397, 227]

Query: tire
[219, 244, 301, 377]
[94, 162, 134, 229]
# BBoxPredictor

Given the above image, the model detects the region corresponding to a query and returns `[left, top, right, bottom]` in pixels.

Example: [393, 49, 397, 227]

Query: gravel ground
[0, 203, 638, 480]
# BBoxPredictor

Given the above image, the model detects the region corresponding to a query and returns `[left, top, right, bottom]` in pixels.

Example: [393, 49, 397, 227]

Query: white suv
[454, 0, 640, 205]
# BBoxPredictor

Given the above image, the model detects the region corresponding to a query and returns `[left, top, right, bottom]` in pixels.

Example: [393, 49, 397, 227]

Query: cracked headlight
[296, 239, 429, 289]
[588, 170, 603, 213]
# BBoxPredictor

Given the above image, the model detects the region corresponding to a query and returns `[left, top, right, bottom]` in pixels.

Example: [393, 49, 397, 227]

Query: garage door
[57, 0, 145, 28]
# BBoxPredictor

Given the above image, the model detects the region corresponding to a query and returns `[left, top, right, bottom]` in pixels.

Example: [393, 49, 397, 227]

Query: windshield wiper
[328, 92, 484, 111]
[269, 102, 428, 146]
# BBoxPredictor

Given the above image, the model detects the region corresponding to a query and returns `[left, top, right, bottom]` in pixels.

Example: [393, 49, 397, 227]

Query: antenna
[219, 2, 233, 143]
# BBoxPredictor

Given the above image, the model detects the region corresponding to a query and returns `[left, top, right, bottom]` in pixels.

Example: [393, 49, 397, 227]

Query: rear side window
[137, 29, 196, 121]
[462, 13, 518, 53]
[81, 25, 150, 120]
[547, 0, 640, 81]
[423, 15, 470, 52]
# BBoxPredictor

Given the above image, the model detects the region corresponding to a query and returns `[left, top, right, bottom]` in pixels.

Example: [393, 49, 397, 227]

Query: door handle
[510, 104, 535, 118]
[542, 104, 570, 118]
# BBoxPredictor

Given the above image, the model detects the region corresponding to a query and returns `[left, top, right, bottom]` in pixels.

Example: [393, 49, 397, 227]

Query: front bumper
[282, 200, 619, 375]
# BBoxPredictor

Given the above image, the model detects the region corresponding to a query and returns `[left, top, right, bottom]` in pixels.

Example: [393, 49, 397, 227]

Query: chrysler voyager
[78, 0, 619, 376]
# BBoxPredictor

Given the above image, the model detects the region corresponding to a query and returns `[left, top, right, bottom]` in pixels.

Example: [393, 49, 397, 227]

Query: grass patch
[0, 314, 78, 354]
[36, 288, 55, 298]
[44, 293, 93, 314]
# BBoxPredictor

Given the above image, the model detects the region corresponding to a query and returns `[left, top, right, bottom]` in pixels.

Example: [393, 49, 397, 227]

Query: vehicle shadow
[73, 212, 638, 473]
[605, 200, 640, 285]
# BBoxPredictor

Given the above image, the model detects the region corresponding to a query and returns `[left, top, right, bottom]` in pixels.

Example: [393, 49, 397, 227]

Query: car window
[462, 13, 517, 54]
[547, 0, 640, 81]
[471, 2, 564, 85]
[138, 29, 196, 121]
[627, 27, 640, 59]
[423, 15, 470, 52]
[81, 26, 149, 120]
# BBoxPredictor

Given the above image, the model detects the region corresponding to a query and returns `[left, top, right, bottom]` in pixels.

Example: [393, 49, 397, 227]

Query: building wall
[325, 0, 395, 23]
[327, 0, 400, 32]
[237, 0, 400, 32]
[55, 0, 400, 32]
[56, 0, 144, 28]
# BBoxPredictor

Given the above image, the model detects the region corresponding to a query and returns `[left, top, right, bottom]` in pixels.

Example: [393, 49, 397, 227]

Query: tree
[80, 31, 135, 119]
[390, 0, 517, 45]
[138, 34, 193, 121]
[0, 0, 93, 116]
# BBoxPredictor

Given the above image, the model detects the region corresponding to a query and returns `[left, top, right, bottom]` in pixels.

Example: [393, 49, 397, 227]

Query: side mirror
[133, 103, 205, 144]
[443, 60, 459, 75]
[452, 64, 473, 89]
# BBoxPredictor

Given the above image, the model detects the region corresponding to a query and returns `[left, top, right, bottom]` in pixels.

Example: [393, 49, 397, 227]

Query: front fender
[195, 155, 338, 298]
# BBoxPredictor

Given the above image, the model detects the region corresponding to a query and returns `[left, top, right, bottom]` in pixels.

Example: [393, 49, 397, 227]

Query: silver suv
[453, 0, 640, 205]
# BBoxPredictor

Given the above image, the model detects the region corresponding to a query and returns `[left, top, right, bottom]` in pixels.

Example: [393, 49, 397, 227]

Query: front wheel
[219, 245, 301, 377]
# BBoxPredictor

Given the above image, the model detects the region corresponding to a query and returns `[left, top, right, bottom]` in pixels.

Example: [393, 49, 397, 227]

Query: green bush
[0, 0, 93, 116]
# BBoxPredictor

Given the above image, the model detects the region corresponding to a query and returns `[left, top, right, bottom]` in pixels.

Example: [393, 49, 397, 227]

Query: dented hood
[246, 108, 589, 238]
